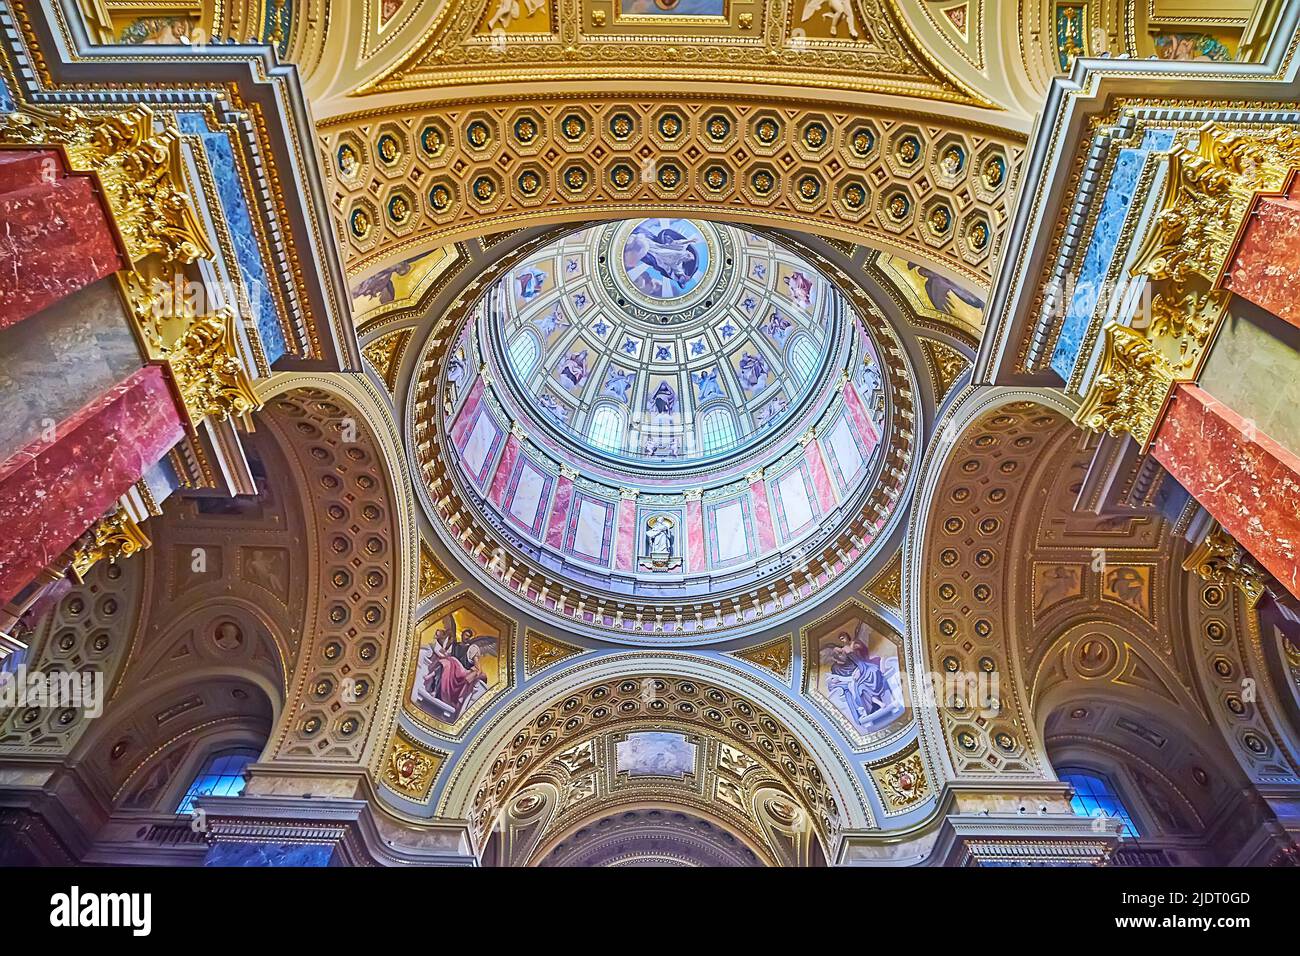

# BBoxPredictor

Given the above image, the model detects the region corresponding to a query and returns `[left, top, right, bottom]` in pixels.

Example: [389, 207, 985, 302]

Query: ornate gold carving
[362, 327, 414, 394]
[1076, 126, 1300, 446]
[162, 311, 261, 424]
[918, 337, 969, 404]
[862, 548, 903, 610]
[66, 506, 152, 583]
[1183, 524, 1266, 608]
[382, 732, 445, 801]
[1072, 322, 1176, 446]
[869, 742, 928, 813]
[0, 106, 212, 266]
[524, 630, 584, 679]
[418, 540, 454, 599]
[730, 634, 793, 683]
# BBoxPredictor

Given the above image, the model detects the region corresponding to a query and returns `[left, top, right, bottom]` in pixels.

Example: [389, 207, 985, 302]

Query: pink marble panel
[0, 365, 185, 604]
[686, 497, 705, 573]
[615, 496, 637, 572]
[750, 479, 777, 552]
[544, 475, 575, 549]
[1225, 195, 1300, 331]
[1152, 383, 1300, 599]
[488, 434, 520, 506]
[842, 381, 881, 448]
[448, 378, 485, 449]
[803, 441, 838, 514]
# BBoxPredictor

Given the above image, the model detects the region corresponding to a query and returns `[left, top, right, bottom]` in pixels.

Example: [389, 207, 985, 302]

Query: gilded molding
[161, 311, 262, 425]
[1183, 524, 1267, 608]
[66, 505, 152, 583]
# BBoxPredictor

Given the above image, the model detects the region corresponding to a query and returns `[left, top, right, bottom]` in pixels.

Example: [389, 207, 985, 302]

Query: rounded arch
[252, 372, 420, 777]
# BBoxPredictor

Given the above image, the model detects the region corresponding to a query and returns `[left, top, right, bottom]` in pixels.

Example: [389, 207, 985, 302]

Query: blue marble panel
[0, 68, 13, 113]
[1050, 129, 1177, 381]
[204, 841, 335, 867]
[177, 112, 288, 363]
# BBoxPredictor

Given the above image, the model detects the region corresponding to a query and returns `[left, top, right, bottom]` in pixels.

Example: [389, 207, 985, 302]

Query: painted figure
[694, 367, 725, 402]
[622, 220, 708, 299]
[648, 381, 678, 415]
[820, 622, 902, 733]
[413, 616, 499, 723]
[604, 367, 636, 402]
[738, 351, 770, 392]
[559, 349, 590, 389]
[784, 271, 814, 311]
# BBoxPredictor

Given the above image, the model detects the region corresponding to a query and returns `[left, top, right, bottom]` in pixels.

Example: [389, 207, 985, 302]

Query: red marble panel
[750, 479, 777, 552]
[1224, 194, 1300, 330]
[686, 497, 705, 573]
[0, 149, 124, 329]
[487, 434, 520, 506]
[0, 365, 185, 604]
[544, 475, 574, 550]
[615, 496, 637, 573]
[1152, 383, 1300, 599]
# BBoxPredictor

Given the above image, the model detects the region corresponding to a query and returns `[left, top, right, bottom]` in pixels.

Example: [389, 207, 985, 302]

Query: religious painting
[554, 341, 594, 392]
[804, 603, 907, 745]
[776, 263, 816, 313]
[621, 218, 710, 299]
[1153, 31, 1234, 62]
[615, 731, 697, 779]
[730, 345, 774, 396]
[533, 301, 570, 344]
[1034, 563, 1083, 618]
[117, 16, 205, 45]
[480, 0, 552, 33]
[620, 0, 726, 17]
[877, 255, 984, 332]
[1102, 564, 1153, 621]
[406, 596, 515, 736]
[514, 265, 550, 305]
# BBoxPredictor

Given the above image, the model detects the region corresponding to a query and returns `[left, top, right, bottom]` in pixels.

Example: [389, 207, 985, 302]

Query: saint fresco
[409, 599, 512, 731]
[806, 608, 907, 741]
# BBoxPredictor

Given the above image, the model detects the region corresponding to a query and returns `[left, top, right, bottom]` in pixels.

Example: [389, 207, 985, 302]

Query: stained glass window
[701, 408, 738, 454]
[176, 748, 259, 815]
[1059, 768, 1140, 838]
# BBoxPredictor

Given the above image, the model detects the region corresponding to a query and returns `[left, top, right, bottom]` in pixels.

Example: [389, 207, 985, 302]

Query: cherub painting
[736, 351, 770, 393]
[784, 271, 815, 311]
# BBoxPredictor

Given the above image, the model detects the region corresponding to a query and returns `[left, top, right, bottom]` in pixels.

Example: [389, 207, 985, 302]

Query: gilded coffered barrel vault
[2, 0, 1300, 876]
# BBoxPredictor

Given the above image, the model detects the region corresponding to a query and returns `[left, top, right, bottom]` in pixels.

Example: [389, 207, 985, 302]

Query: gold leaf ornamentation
[0, 105, 212, 266]
[1183, 524, 1266, 608]
[1072, 322, 1175, 447]
[730, 634, 793, 683]
[869, 743, 929, 813]
[67, 506, 152, 582]
[162, 311, 261, 424]
[524, 630, 583, 679]
[382, 734, 444, 801]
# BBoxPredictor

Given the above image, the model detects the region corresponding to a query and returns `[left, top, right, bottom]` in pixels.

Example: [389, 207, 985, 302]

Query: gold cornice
[66, 505, 152, 583]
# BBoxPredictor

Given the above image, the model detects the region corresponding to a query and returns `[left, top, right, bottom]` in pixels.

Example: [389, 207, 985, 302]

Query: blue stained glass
[1060, 768, 1140, 838]
[176, 748, 259, 815]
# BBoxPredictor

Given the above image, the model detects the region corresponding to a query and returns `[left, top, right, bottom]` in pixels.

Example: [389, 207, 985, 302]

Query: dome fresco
[486, 219, 839, 469]
[423, 220, 916, 641]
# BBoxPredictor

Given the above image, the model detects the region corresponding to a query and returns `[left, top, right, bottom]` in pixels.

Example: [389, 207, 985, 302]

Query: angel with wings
[799, 0, 859, 39]
[414, 615, 499, 723]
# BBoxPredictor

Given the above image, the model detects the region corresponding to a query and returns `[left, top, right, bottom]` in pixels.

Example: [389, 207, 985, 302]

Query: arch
[252, 372, 420, 779]
[787, 333, 821, 386]
[586, 402, 628, 454]
[433, 653, 875, 859]
[505, 328, 541, 379]
[699, 405, 739, 455]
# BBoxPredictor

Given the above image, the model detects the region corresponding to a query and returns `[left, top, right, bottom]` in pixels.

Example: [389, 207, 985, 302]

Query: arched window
[788, 335, 820, 385]
[507, 331, 541, 379]
[701, 408, 738, 455]
[176, 748, 260, 815]
[588, 404, 626, 453]
[1059, 768, 1140, 838]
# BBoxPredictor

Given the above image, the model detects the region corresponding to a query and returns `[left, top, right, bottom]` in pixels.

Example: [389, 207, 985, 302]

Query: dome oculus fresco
[417, 219, 916, 641]
[490, 218, 837, 468]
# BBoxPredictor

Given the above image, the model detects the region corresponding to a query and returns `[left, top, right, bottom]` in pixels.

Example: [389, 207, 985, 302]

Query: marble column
[0, 148, 124, 328]
[0, 365, 186, 605]
[1151, 384, 1300, 599]
[1224, 181, 1300, 331]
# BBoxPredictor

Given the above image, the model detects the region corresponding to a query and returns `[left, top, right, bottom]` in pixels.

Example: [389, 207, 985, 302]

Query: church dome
[415, 220, 916, 641]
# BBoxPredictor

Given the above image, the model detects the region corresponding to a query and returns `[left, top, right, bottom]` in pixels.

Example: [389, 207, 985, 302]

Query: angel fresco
[765, 311, 793, 347]
[534, 304, 568, 340]
[818, 620, 903, 734]
[799, 0, 858, 37]
[737, 352, 770, 393]
[604, 367, 636, 402]
[694, 367, 725, 402]
[784, 271, 814, 311]
[516, 268, 547, 301]
[412, 614, 500, 724]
